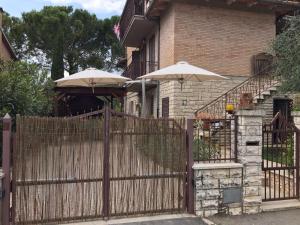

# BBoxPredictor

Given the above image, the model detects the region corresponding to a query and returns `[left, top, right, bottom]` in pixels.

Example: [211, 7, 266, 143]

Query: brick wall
[124, 2, 277, 118]
[173, 2, 276, 76]
[159, 5, 175, 68]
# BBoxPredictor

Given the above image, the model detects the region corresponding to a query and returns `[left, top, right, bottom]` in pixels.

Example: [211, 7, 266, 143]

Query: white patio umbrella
[137, 61, 228, 117]
[138, 61, 227, 84]
[55, 68, 131, 88]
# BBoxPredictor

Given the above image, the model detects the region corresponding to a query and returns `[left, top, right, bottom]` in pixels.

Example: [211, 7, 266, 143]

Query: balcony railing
[120, 0, 145, 41]
[123, 60, 141, 80]
[123, 60, 158, 80]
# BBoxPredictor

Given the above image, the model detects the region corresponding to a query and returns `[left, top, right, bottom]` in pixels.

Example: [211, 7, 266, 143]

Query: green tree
[2, 12, 27, 59]
[3, 6, 124, 80]
[0, 61, 54, 164]
[0, 61, 54, 118]
[272, 16, 300, 92]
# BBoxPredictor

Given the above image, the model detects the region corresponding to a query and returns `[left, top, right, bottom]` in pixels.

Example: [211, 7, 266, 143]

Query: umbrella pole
[142, 78, 146, 117]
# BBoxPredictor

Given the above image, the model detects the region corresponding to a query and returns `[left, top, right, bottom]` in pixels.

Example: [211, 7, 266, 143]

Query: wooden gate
[12, 108, 187, 224]
[262, 112, 300, 201]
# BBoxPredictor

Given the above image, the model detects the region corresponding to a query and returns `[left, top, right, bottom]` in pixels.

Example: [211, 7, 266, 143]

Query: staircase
[195, 74, 280, 119]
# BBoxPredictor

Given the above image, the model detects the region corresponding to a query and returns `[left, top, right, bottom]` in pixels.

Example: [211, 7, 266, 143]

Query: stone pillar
[236, 110, 265, 214]
[0, 170, 4, 223]
[292, 111, 300, 129]
[292, 111, 300, 168]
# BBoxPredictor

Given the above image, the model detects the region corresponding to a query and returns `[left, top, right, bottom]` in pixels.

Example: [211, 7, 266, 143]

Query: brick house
[0, 7, 17, 61]
[120, 0, 299, 119]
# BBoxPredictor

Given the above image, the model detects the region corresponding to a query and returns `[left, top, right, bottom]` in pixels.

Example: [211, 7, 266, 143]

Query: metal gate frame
[262, 112, 300, 201]
[2, 107, 193, 225]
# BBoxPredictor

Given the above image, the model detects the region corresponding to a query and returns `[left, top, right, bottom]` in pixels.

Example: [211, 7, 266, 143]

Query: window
[162, 97, 169, 118]
[251, 53, 273, 76]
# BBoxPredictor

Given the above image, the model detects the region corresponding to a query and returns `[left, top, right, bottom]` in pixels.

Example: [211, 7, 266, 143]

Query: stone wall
[193, 163, 243, 217]
[292, 111, 300, 129]
[169, 76, 247, 118]
[254, 93, 294, 123]
[125, 92, 141, 117]
[159, 81, 175, 117]
[126, 88, 158, 117]
[193, 110, 264, 217]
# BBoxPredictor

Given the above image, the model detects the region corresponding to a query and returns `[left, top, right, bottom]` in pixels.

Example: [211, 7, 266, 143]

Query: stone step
[261, 90, 271, 96]
[268, 86, 278, 91]
[253, 83, 280, 105]
[274, 83, 281, 87]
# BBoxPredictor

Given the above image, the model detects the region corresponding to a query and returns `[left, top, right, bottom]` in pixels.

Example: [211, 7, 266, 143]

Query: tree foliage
[0, 61, 54, 118]
[3, 6, 123, 80]
[272, 16, 300, 92]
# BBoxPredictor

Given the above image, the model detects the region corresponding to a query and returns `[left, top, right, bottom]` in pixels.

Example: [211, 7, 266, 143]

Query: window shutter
[162, 97, 169, 118]
[251, 53, 273, 76]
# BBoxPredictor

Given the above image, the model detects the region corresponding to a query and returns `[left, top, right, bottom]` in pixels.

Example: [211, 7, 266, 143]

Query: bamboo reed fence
[12, 111, 187, 224]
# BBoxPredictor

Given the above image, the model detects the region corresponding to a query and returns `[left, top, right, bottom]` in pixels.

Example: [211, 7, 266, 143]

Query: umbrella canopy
[55, 68, 131, 87]
[138, 61, 227, 81]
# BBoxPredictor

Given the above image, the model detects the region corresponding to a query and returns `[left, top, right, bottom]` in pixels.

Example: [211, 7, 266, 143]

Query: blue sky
[0, 0, 126, 19]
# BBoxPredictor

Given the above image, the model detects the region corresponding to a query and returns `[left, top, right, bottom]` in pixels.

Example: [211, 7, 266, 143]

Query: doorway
[273, 98, 292, 122]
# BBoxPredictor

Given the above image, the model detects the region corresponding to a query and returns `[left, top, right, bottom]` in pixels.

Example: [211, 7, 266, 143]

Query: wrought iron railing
[193, 117, 237, 163]
[123, 60, 158, 80]
[195, 71, 280, 119]
[120, 0, 145, 40]
[123, 61, 139, 80]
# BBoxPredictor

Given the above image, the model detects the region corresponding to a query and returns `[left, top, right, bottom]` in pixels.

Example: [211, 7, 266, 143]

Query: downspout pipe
[157, 19, 161, 118]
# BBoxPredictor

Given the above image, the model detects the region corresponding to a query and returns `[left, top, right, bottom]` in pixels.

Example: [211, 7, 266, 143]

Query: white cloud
[46, 0, 126, 14]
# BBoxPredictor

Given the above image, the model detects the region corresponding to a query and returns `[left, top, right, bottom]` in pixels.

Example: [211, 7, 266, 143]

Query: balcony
[120, 0, 156, 47]
[123, 60, 141, 80]
[123, 59, 158, 80]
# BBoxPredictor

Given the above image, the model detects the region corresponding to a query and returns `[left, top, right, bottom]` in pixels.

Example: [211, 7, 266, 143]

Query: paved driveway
[63, 215, 205, 225]
[111, 217, 205, 225]
[210, 209, 300, 225]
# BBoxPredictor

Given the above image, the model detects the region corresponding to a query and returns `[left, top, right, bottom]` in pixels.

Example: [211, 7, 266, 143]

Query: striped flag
[113, 23, 120, 40]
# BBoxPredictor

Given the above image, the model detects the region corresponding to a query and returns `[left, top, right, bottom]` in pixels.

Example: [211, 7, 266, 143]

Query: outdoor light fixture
[178, 78, 185, 91]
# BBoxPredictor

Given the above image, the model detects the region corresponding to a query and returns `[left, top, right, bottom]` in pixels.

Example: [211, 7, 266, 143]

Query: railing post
[186, 119, 194, 214]
[296, 129, 300, 199]
[234, 115, 238, 162]
[102, 107, 110, 219]
[258, 74, 261, 98]
[224, 93, 228, 120]
[292, 112, 300, 199]
[2, 114, 12, 225]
